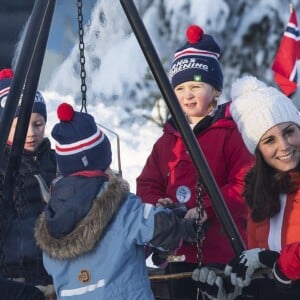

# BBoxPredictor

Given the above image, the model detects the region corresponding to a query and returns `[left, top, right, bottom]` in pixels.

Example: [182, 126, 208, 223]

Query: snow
[42, 1, 168, 193]
[41, 0, 239, 192]
[44, 90, 162, 193]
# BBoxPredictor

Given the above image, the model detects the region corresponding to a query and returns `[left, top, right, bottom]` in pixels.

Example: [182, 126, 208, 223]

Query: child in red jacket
[136, 25, 254, 299]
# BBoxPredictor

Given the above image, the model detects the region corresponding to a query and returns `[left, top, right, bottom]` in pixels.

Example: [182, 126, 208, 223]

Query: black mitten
[258, 250, 279, 268]
[152, 249, 170, 268]
[181, 218, 197, 244]
[165, 203, 187, 219]
[224, 248, 279, 288]
[181, 219, 209, 244]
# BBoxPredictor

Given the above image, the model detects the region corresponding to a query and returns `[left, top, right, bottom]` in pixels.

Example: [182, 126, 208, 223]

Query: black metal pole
[2, 0, 56, 199]
[120, 0, 245, 254]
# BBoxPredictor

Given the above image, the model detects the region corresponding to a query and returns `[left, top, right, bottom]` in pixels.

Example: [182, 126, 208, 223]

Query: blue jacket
[35, 175, 196, 299]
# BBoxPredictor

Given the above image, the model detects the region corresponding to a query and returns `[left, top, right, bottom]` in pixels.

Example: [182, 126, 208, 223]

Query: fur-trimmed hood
[35, 177, 129, 260]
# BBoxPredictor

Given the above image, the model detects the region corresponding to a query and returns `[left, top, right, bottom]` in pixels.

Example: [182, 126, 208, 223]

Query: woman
[193, 75, 300, 299]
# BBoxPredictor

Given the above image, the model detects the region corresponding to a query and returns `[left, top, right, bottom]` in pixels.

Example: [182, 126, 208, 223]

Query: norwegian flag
[272, 7, 300, 96]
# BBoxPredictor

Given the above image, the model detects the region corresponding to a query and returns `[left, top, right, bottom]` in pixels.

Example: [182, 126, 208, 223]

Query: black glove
[151, 248, 170, 268]
[272, 261, 292, 288]
[181, 218, 209, 244]
[224, 248, 279, 288]
[259, 249, 280, 267]
[181, 218, 197, 243]
[165, 203, 187, 219]
[192, 266, 242, 300]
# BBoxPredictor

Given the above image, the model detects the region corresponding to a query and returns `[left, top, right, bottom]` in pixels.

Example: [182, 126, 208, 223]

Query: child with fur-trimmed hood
[35, 103, 202, 300]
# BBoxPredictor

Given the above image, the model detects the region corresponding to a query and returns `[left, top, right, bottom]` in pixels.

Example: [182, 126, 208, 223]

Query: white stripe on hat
[174, 47, 220, 60]
[0, 87, 10, 98]
[55, 127, 105, 156]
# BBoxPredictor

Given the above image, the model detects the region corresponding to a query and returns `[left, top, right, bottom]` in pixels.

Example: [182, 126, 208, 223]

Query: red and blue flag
[272, 7, 300, 96]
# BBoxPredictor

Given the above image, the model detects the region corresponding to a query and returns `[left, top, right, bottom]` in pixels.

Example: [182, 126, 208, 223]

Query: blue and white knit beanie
[230, 75, 300, 154]
[169, 25, 223, 91]
[51, 103, 112, 176]
[0, 68, 47, 121]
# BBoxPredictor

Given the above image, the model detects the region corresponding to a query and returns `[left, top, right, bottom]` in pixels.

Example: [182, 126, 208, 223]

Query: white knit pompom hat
[230, 75, 300, 154]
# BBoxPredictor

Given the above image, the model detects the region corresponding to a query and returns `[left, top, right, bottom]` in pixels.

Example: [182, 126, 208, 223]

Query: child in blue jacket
[35, 103, 201, 300]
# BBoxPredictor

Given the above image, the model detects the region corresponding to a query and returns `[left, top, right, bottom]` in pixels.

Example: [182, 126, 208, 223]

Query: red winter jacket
[247, 176, 300, 281]
[136, 104, 254, 264]
[278, 242, 300, 280]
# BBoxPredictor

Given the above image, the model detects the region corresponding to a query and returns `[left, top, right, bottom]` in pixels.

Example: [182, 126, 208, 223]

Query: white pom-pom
[231, 75, 266, 101]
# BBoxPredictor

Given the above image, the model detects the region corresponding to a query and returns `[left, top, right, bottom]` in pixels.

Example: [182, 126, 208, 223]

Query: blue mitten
[224, 248, 279, 288]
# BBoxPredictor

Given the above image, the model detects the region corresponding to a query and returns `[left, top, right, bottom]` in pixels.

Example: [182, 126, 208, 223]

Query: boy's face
[174, 81, 216, 124]
[8, 112, 46, 152]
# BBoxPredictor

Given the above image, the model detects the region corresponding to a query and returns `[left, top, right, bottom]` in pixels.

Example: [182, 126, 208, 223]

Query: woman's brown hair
[244, 149, 300, 222]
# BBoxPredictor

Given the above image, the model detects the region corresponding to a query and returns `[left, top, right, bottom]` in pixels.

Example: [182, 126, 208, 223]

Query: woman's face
[8, 112, 46, 152]
[258, 122, 300, 172]
[174, 81, 217, 124]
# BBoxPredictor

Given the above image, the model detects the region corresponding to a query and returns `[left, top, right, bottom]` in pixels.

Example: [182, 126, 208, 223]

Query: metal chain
[196, 180, 206, 266]
[195, 180, 206, 300]
[77, 0, 87, 113]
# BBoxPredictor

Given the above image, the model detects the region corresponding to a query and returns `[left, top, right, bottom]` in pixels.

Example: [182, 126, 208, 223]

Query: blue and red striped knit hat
[169, 25, 223, 91]
[51, 103, 112, 176]
[0, 69, 13, 101]
[0, 68, 47, 121]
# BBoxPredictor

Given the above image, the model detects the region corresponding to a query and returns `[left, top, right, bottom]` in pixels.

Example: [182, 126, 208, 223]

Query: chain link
[196, 180, 206, 267]
[195, 180, 206, 300]
[77, 0, 87, 113]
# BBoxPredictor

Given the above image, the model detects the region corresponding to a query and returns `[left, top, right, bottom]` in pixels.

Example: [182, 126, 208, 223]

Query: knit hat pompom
[231, 75, 266, 100]
[0, 69, 14, 80]
[57, 103, 74, 121]
[230, 75, 300, 154]
[186, 25, 204, 44]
